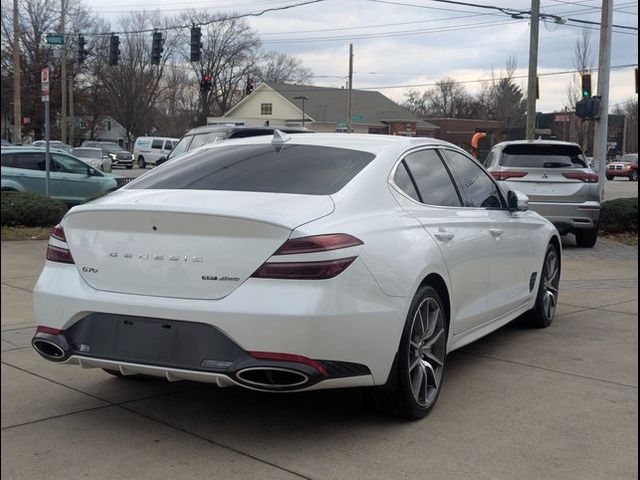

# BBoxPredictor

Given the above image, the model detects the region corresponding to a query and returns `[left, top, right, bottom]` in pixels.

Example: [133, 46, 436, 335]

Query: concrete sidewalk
[1, 238, 637, 480]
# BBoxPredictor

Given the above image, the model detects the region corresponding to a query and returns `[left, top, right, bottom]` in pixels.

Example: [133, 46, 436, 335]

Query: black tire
[137, 156, 146, 169]
[606, 175, 614, 181]
[630, 170, 638, 182]
[525, 243, 560, 328]
[575, 224, 599, 248]
[370, 286, 447, 419]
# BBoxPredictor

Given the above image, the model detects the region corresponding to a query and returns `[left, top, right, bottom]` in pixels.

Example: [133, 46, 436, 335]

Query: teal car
[1, 148, 118, 205]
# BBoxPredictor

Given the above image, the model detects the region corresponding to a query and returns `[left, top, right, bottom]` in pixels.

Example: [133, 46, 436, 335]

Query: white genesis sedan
[32, 133, 561, 419]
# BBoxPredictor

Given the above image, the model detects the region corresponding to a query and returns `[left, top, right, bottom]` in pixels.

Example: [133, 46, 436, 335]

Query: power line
[356, 63, 638, 90]
[71, 0, 327, 36]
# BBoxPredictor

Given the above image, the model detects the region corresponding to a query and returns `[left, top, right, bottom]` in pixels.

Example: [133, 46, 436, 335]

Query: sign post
[41, 67, 51, 197]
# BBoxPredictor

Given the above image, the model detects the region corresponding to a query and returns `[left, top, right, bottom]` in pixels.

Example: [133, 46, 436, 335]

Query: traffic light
[581, 73, 592, 98]
[245, 77, 254, 96]
[151, 31, 163, 65]
[109, 34, 120, 66]
[200, 73, 212, 94]
[190, 27, 202, 62]
[77, 35, 87, 65]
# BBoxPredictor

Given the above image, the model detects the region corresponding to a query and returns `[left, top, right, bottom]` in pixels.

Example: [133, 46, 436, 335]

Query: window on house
[261, 103, 273, 115]
[106, 120, 112, 131]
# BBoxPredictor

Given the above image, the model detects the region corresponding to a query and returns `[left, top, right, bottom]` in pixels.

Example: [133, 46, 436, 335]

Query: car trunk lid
[63, 190, 334, 300]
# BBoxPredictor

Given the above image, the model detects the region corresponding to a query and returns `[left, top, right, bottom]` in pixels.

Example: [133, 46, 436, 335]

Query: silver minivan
[133, 136, 178, 168]
[484, 140, 600, 248]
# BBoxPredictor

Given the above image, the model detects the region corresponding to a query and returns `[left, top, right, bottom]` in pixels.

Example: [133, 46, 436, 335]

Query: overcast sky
[85, 0, 638, 112]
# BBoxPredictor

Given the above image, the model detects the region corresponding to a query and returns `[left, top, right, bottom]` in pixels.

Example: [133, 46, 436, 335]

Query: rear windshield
[501, 144, 587, 169]
[129, 144, 375, 195]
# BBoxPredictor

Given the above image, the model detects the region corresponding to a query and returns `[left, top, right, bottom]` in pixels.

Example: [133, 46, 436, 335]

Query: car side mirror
[508, 190, 529, 212]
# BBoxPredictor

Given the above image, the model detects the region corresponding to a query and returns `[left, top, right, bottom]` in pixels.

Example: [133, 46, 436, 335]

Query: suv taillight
[491, 171, 528, 181]
[46, 224, 74, 264]
[252, 234, 362, 280]
[563, 172, 599, 183]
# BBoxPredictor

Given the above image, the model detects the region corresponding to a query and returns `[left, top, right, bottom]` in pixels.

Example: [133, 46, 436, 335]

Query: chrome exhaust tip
[236, 367, 309, 389]
[32, 335, 69, 362]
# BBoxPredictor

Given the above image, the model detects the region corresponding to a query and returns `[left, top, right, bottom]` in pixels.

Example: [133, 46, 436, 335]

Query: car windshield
[501, 144, 587, 169]
[167, 135, 193, 159]
[73, 149, 101, 159]
[130, 144, 375, 195]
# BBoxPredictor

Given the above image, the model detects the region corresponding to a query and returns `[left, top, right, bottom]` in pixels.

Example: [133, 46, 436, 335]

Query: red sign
[41, 67, 50, 102]
[41, 67, 49, 84]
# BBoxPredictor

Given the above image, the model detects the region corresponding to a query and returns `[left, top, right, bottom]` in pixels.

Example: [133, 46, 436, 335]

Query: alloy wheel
[408, 297, 446, 408]
[542, 249, 560, 322]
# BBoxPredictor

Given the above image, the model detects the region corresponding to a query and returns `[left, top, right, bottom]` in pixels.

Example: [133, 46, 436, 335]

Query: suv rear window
[129, 144, 375, 195]
[501, 144, 587, 169]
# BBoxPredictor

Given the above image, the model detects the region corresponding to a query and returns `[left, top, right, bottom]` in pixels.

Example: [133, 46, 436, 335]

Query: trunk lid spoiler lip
[65, 189, 336, 231]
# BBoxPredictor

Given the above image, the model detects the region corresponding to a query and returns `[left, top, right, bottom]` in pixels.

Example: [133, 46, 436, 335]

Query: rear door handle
[434, 229, 455, 242]
[490, 228, 504, 238]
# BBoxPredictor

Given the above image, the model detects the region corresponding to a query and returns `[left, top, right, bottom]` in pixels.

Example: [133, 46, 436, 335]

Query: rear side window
[13, 152, 46, 171]
[130, 144, 375, 195]
[501, 144, 587, 168]
[393, 162, 420, 202]
[151, 139, 164, 149]
[443, 150, 503, 209]
[403, 150, 462, 207]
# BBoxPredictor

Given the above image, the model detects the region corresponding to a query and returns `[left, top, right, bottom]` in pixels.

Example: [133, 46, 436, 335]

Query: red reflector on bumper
[36, 326, 63, 335]
[250, 351, 328, 377]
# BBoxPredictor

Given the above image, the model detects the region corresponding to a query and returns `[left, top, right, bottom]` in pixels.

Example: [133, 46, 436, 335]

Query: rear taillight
[274, 234, 363, 255]
[563, 172, 599, 183]
[252, 257, 357, 280]
[491, 171, 528, 181]
[252, 234, 363, 280]
[46, 224, 74, 264]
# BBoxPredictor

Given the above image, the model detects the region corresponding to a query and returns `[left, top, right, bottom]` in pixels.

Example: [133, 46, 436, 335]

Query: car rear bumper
[606, 169, 634, 178]
[528, 200, 601, 233]
[32, 259, 407, 390]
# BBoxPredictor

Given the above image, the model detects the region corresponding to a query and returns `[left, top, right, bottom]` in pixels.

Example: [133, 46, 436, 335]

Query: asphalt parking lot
[1, 237, 638, 480]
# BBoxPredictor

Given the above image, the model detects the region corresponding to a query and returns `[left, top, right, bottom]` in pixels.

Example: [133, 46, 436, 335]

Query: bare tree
[100, 12, 178, 145]
[179, 12, 261, 124]
[403, 78, 484, 119]
[614, 99, 638, 154]
[565, 30, 594, 149]
[253, 51, 312, 85]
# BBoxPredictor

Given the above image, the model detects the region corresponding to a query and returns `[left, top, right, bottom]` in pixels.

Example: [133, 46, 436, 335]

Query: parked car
[1, 147, 117, 205]
[606, 153, 638, 181]
[31, 133, 561, 419]
[80, 141, 134, 169]
[155, 125, 312, 165]
[133, 136, 179, 168]
[484, 140, 600, 248]
[72, 147, 113, 173]
[32, 140, 74, 153]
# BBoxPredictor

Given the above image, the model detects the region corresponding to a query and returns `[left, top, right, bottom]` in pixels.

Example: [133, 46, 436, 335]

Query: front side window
[261, 103, 273, 115]
[53, 153, 89, 174]
[129, 144, 375, 195]
[443, 150, 503, 209]
[402, 150, 462, 207]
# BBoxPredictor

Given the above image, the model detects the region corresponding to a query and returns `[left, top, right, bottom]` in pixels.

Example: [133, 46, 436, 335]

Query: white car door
[442, 148, 536, 322]
[391, 148, 494, 335]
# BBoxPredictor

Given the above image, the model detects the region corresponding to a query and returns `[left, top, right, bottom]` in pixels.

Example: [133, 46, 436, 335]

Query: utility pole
[68, 76, 75, 146]
[525, 0, 540, 140]
[347, 43, 353, 134]
[12, 0, 21, 144]
[593, 0, 613, 200]
[60, 0, 67, 144]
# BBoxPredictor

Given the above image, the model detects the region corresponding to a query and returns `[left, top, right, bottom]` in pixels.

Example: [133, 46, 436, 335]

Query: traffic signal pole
[525, 0, 540, 140]
[593, 0, 613, 200]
